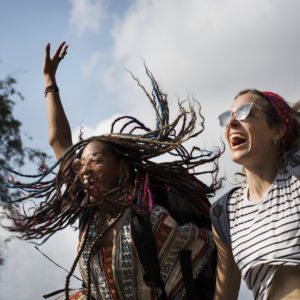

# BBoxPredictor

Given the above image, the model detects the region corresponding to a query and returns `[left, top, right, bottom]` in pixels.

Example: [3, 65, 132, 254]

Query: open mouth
[83, 177, 101, 195]
[84, 182, 99, 192]
[83, 183, 103, 203]
[230, 133, 247, 147]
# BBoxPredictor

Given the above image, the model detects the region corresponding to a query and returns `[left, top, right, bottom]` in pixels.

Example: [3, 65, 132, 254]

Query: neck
[244, 159, 279, 202]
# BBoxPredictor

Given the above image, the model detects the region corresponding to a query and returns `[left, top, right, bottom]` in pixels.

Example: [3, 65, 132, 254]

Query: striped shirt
[227, 170, 300, 300]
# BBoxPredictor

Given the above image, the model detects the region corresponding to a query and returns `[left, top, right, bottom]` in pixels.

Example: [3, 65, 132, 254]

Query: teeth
[230, 133, 247, 146]
[230, 133, 246, 141]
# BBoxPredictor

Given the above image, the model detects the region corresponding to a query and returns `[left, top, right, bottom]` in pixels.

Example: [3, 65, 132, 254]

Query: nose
[80, 163, 88, 175]
[80, 162, 94, 177]
[79, 156, 95, 175]
[80, 165, 94, 186]
[226, 113, 239, 128]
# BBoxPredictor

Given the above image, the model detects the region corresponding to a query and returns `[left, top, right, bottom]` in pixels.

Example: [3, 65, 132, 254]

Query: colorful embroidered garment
[55, 205, 214, 300]
[55, 289, 86, 300]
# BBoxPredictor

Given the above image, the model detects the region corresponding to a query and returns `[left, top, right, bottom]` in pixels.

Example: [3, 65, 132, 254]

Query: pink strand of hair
[130, 172, 153, 215]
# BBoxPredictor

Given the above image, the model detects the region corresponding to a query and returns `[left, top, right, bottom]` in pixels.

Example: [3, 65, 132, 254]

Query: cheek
[224, 128, 230, 145]
[93, 163, 120, 186]
[93, 165, 104, 178]
[250, 123, 268, 142]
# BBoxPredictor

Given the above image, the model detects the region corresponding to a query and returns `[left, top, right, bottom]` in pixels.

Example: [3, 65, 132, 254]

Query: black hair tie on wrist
[44, 85, 59, 97]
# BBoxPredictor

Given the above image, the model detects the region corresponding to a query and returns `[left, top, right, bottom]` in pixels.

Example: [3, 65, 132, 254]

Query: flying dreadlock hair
[1, 66, 223, 299]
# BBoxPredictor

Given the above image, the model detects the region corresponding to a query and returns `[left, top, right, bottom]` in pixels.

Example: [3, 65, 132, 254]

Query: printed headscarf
[262, 91, 295, 149]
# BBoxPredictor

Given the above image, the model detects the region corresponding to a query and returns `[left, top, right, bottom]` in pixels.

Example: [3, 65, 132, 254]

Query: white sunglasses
[218, 103, 264, 127]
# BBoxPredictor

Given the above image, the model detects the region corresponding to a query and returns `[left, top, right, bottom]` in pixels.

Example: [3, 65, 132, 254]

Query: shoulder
[274, 170, 300, 204]
[286, 147, 300, 167]
[276, 168, 300, 187]
[149, 205, 200, 234]
[285, 147, 300, 179]
[219, 186, 244, 203]
[149, 205, 176, 229]
[149, 204, 170, 220]
[210, 187, 246, 249]
[211, 186, 244, 216]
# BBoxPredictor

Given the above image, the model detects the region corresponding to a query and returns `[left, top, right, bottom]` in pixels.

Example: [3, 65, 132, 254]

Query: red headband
[262, 91, 295, 149]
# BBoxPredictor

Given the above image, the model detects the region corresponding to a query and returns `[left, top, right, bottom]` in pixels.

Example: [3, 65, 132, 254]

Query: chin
[83, 190, 101, 203]
[230, 149, 247, 165]
[231, 156, 243, 165]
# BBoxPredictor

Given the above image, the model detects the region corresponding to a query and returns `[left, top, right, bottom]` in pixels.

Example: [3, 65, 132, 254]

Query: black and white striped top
[227, 170, 300, 300]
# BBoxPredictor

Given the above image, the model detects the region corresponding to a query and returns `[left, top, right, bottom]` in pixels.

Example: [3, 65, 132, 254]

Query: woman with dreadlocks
[4, 42, 222, 300]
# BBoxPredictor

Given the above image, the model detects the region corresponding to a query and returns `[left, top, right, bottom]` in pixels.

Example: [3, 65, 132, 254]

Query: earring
[273, 139, 278, 145]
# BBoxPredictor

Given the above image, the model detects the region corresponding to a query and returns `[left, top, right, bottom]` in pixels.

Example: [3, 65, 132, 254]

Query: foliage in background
[0, 75, 50, 267]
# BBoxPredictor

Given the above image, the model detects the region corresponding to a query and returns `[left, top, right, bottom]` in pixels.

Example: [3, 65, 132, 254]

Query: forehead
[81, 141, 110, 160]
[231, 93, 263, 111]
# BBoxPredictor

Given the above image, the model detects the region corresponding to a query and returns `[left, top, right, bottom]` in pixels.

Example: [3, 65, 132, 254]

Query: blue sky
[1, 0, 300, 299]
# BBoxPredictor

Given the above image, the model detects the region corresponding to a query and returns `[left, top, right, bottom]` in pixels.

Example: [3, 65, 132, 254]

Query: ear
[272, 123, 286, 142]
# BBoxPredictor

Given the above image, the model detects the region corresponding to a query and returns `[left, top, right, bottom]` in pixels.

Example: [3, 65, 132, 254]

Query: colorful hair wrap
[262, 91, 296, 148]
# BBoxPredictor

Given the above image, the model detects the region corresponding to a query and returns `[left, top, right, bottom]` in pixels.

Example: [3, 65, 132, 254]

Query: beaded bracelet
[44, 85, 59, 97]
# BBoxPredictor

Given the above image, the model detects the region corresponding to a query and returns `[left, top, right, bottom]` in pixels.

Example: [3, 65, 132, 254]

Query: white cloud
[72, 114, 122, 143]
[0, 228, 79, 300]
[108, 0, 300, 102]
[98, 0, 300, 182]
[69, 0, 106, 36]
[81, 51, 104, 79]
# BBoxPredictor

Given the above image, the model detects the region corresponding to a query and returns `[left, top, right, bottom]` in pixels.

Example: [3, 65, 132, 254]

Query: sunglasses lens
[218, 110, 232, 127]
[218, 103, 253, 127]
[236, 103, 252, 121]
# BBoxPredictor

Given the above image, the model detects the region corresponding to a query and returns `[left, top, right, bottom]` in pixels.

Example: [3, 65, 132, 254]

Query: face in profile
[224, 93, 280, 167]
[77, 141, 122, 201]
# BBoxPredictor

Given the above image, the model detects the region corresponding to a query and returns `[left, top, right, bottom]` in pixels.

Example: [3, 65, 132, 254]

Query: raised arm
[212, 225, 241, 300]
[43, 42, 72, 159]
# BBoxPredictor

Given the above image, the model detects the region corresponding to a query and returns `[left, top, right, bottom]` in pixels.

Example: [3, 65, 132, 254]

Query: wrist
[44, 85, 59, 97]
[44, 75, 57, 87]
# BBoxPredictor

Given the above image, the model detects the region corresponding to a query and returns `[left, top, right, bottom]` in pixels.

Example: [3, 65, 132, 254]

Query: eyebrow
[90, 152, 103, 157]
[81, 152, 103, 163]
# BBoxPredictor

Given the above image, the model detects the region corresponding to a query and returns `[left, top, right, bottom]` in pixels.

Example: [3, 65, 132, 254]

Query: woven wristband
[44, 85, 59, 97]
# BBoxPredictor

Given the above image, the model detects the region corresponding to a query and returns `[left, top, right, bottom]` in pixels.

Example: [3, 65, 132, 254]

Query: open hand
[43, 41, 68, 85]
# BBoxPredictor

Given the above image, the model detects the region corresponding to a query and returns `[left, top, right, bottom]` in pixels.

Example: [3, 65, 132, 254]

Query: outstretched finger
[52, 41, 66, 60]
[60, 44, 69, 58]
[44, 43, 51, 61]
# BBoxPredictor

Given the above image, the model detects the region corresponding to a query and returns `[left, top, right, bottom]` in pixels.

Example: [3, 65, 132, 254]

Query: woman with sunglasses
[212, 89, 300, 300]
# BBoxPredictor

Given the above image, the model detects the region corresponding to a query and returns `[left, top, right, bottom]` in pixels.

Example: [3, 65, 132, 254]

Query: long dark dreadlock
[1, 67, 223, 299]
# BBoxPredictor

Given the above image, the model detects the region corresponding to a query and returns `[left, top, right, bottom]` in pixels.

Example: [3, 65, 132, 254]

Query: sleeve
[150, 205, 216, 297]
